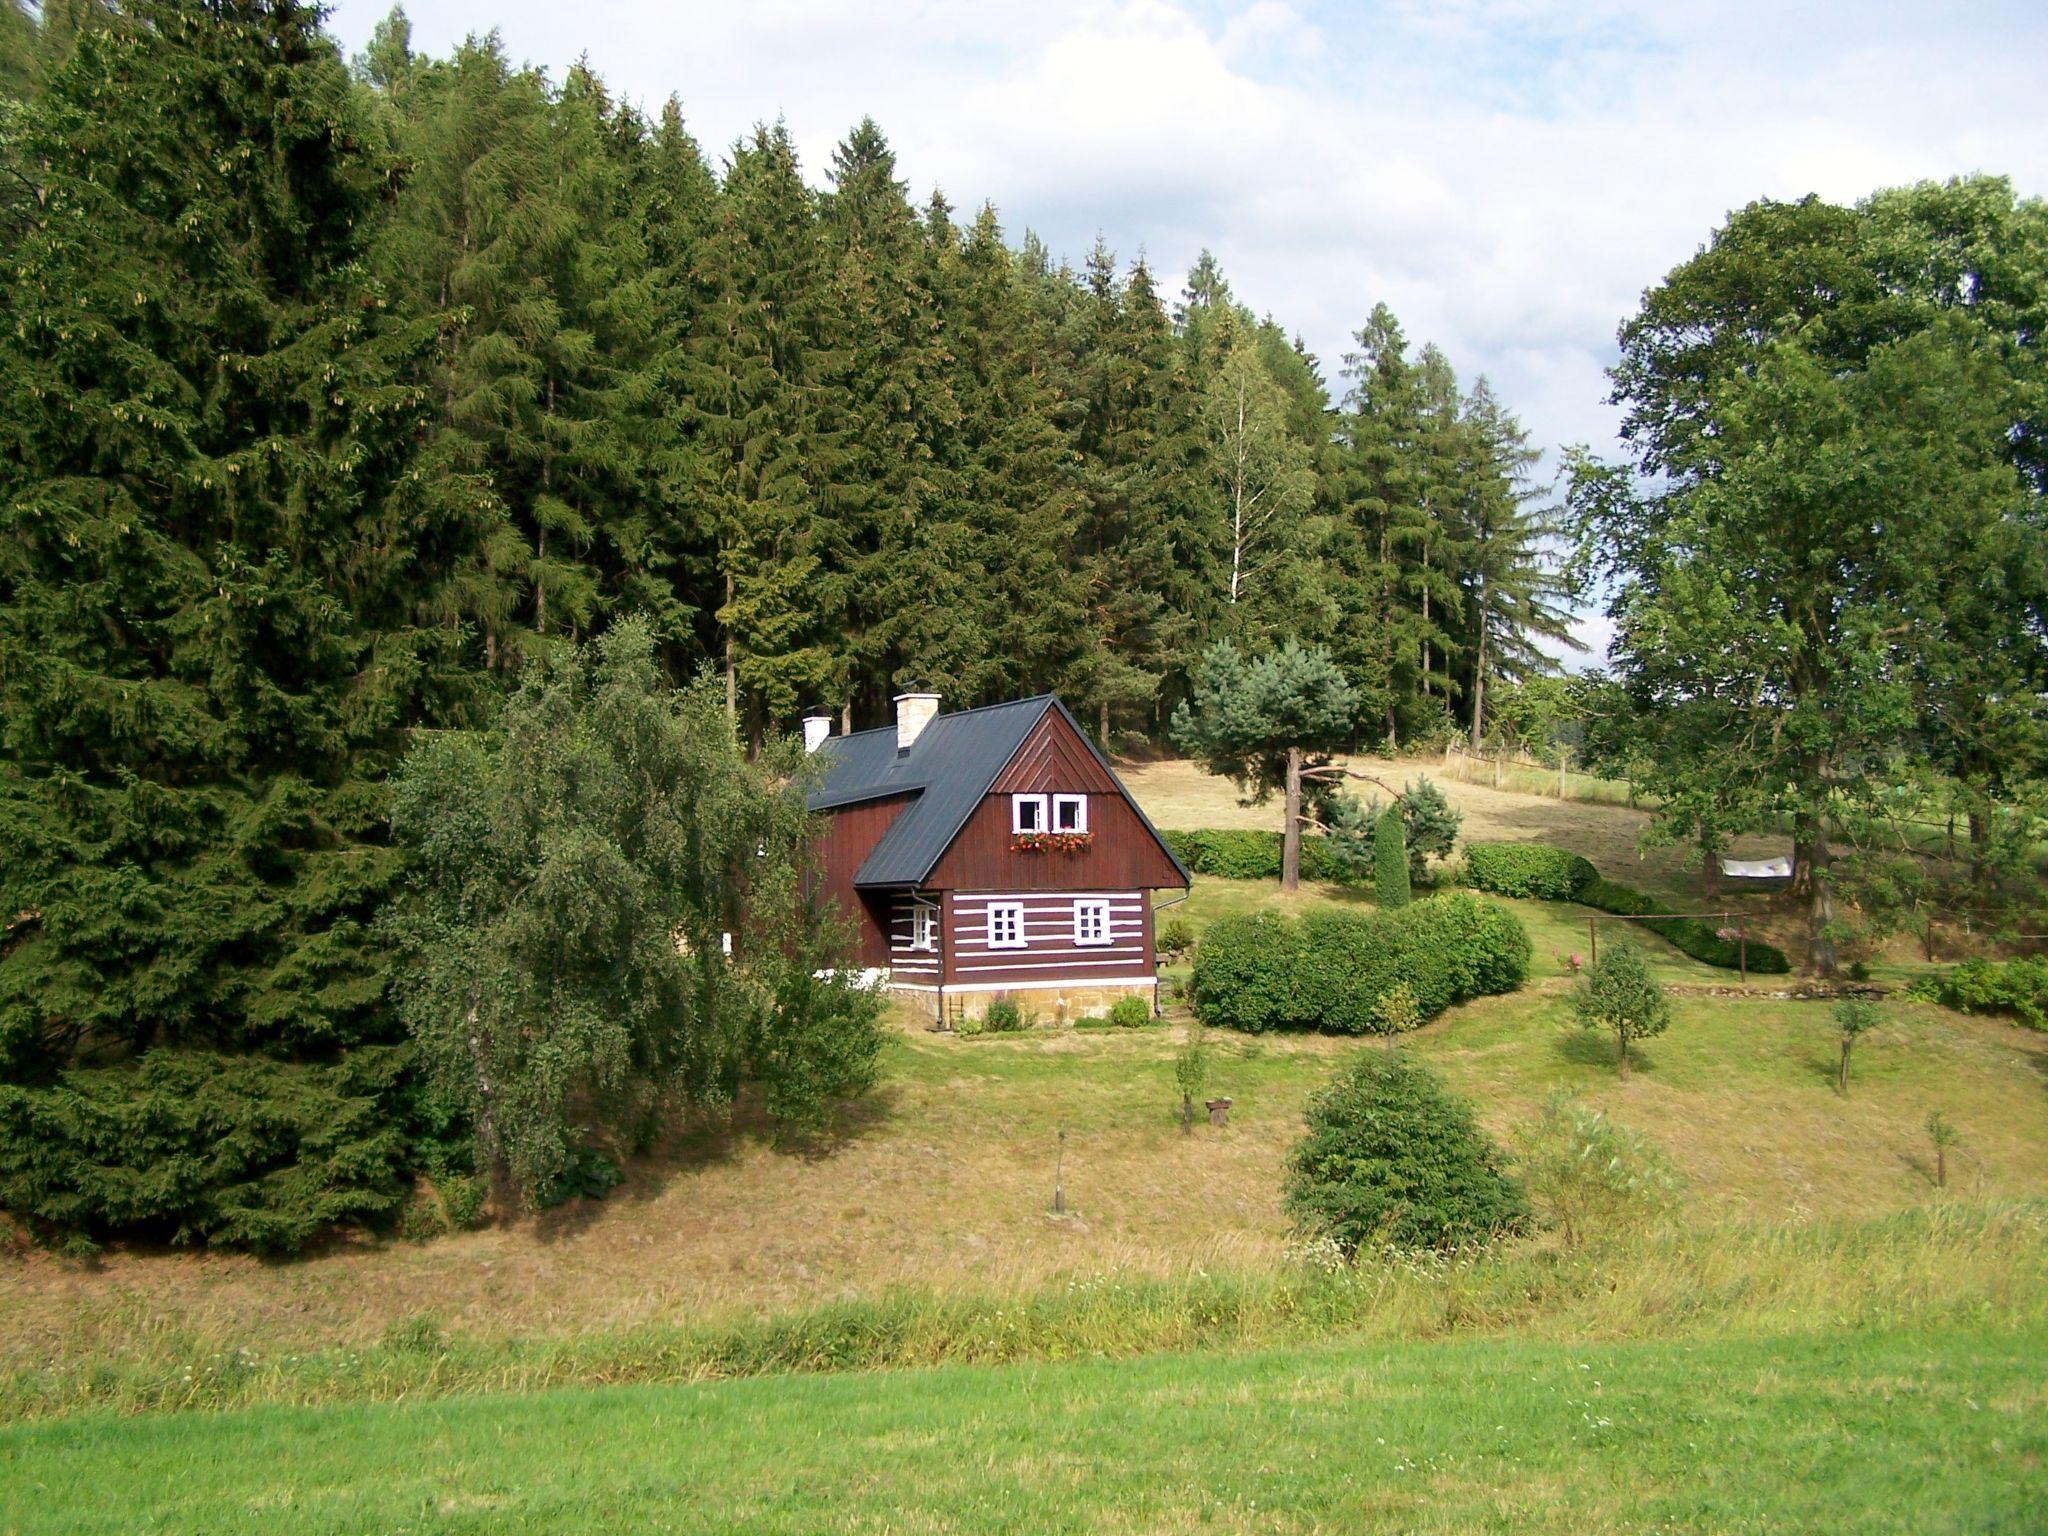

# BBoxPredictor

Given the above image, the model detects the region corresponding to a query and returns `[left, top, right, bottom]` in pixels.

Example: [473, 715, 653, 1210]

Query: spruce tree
[0, 0, 490, 1250]
[816, 119, 947, 728]
[689, 124, 839, 738]
[1457, 380, 1576, 750]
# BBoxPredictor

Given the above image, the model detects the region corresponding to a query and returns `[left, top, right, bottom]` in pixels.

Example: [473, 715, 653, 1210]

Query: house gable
[925, 704, 1185, 893]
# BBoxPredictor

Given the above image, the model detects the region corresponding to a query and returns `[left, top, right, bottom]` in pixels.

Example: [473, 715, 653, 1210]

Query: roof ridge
[818, 692, 1053, 745]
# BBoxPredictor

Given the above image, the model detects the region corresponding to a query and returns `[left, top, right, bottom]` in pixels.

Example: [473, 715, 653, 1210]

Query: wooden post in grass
[1739, 919, 1747, 983]
[1051, 1128, 1067, 1215]
[1589, 916, 1598, 968]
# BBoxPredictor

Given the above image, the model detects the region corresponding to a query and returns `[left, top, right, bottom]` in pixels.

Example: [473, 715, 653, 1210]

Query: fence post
[1589, 917, 1598, 968]
[1739, 920, 1748, 984]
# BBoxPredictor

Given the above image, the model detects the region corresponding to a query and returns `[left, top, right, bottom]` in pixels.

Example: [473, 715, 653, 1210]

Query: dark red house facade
[806, 693, 1189, 1017]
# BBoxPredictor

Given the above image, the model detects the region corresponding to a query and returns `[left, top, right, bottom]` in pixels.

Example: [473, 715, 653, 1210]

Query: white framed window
[986, 901, 1026, 948]
[1073, 898, 1112, 947]
[911, 903, 938, 952]
[1011, 794, 1048, 834]
[1052, 794, 1089, 833]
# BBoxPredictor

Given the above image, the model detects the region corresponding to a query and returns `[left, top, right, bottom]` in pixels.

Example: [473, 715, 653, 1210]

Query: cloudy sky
[325, 0, 2048, 656]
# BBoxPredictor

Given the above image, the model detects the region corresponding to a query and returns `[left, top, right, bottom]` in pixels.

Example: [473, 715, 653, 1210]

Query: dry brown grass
[5, 973, 2044, 1381]
[1120, 753, 1790, 897]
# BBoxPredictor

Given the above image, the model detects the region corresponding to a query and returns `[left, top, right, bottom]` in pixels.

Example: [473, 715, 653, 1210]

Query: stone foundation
[897, 978, 1159, 1025]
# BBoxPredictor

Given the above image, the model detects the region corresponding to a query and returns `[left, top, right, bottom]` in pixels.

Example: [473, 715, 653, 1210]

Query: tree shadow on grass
[529, 1084, 903, 1243]
[1552, 1028, 1637, 1074]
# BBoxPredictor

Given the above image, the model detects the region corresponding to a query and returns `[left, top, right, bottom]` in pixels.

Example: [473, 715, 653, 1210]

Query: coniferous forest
[1, 3, 2043, 1252]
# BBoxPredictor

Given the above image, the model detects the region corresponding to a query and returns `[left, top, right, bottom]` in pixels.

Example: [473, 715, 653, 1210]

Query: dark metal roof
[807, 694, 1189, 890]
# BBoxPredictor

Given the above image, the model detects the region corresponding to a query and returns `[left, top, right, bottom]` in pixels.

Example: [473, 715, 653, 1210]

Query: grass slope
[6, 975, 2043, 1384]
[4, 1321, 2041, 1534]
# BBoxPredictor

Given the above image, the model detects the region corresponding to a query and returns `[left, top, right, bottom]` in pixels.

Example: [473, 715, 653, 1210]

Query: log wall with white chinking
[887, 892, 942, 987]
[945, 890, 1154, 987]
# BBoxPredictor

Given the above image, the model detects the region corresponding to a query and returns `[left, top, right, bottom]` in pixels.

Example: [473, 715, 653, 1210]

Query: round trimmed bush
[1286, 1051, 1527, 1254]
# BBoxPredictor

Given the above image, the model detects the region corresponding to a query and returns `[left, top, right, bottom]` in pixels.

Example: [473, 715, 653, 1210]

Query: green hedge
[1191, 892, 1530, 1035]
[1577, 878, 1792, 974]
[1909, 958, 2048, 1030]
[1159, 829, 1360, 885]
[1463, 840, 1791, 975]
[1463, 842, 1597, 900]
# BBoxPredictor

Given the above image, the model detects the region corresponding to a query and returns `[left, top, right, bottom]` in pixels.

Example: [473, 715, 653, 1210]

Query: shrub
[1158, 917, 1197, 962]
[1192, 893, 1529, 1035]
[1463, 842, 1597, 900]
[1160, 829, 1366, 886]
[1912, 958, 2048, 1030]
[441, 1174, 489, 1230]
[1286, 1052, 1527, 1254]
[396, 1174, 491, 1242]
[1513, 1092, 1681, 1247]
[1573, 941, 1670, 1076]
[1108, 995, 1153, 1028]
[1188, 913, 1305, 1032]
[537, 1148, 622, 1209]
[1397, 777, 1462, 884]
[1369, 981, 1422, 1036]
[982, 996, 1027, 1033]
[1374, 804, 1412, 909]
[1576, 878, 1792, 974]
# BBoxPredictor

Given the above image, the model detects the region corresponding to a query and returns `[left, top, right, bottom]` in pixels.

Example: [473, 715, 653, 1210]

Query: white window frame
[1051, 794, 1089, 833]
[1072, 898, 1112, 947]
[1011, 794, 1048, 834]
[986, 901, 1026, 949]
[910, 903, 938, 952]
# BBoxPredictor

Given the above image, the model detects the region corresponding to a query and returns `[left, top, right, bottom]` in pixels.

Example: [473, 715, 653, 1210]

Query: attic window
[1052, 794, 1087, 833]
[1011, 794, 1048, 834]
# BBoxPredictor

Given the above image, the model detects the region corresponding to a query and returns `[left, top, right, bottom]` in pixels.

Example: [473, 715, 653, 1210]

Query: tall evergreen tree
[0, 0, 492, 1249]
[1458, 379, 1576, 751]
[690, 124, 840, 738]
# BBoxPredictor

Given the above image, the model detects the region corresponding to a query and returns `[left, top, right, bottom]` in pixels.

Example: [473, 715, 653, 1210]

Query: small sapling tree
[1574, 940, 1670, 1077]
[1926, 1110, 1958, 1189]
[1174, 1023, 1210, 1134]
[1513, 1092, 1681, 1248]
[1374, 803, 1412, 908]
[1834, 998, 1881, 1094]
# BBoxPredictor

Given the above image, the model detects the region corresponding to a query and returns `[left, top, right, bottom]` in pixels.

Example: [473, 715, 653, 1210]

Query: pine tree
[1458, 379, 1576, 749]
[1333, 303, 1430, 746]
[371, 40, 663, 668]
[0, 0, 491, 1249]
[899, 203, 1088, 703]
[689, 124, 840, 739]
[816, 119, 948, 728]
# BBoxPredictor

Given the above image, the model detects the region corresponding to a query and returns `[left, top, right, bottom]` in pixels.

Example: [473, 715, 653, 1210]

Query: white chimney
[895, 691, 940, 754]
[802, 713, 832, 754]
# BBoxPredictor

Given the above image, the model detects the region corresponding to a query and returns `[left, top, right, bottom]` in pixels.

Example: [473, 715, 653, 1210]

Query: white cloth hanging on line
[1718, 856, 1792, 880]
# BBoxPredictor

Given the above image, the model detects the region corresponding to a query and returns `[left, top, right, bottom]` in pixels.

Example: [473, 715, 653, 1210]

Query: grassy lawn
[4, 1320, 2041, 1534]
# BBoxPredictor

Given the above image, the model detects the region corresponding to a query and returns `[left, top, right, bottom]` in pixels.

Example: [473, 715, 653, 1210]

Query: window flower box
[1012, 830, 1094, 854]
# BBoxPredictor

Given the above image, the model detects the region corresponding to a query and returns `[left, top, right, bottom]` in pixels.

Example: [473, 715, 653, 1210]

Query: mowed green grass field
[4, 1322, 2041, 1534]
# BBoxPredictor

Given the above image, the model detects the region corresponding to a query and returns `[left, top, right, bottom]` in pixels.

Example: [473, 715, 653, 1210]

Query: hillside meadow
[3, 886, 2045, 1416]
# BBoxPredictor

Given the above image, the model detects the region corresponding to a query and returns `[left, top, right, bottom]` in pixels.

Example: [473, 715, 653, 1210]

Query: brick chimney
[895, 691, 940, 754]
[802, 713, 832, 753]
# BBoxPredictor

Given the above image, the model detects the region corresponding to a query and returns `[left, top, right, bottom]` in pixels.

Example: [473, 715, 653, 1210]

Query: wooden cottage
[805, 692, 1190, 1019]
